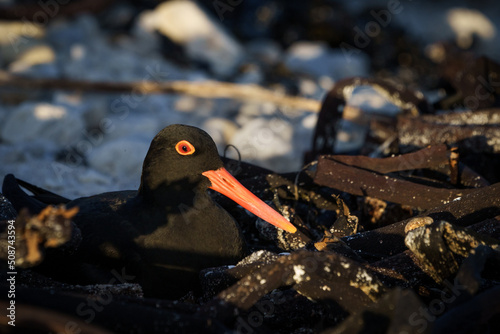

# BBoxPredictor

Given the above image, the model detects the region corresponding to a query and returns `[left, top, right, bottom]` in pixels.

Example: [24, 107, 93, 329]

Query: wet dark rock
[238, 289, 340, 334]
[432, 286, 500, 334]
[2, 285, 229, 334]
[322, 288, 427, 334]
[200, 250, 280, 300]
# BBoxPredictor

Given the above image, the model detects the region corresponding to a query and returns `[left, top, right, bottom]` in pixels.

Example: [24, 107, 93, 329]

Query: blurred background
[0, 0, 499, 198]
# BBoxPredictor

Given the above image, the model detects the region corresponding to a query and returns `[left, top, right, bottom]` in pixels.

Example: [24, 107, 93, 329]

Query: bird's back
[68, 190, 247, 297]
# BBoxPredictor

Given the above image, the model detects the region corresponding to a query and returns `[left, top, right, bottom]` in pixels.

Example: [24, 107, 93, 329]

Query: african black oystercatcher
[2, 124, 297, 297]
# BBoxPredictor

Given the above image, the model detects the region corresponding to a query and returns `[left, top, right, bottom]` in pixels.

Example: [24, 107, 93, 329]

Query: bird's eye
[175, 140, 195, 155]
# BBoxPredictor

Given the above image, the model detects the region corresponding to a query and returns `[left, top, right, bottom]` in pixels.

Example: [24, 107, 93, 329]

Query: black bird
[2, 124, 296, 297]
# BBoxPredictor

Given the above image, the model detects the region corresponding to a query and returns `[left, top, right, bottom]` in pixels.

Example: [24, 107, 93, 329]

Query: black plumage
[2, 124, 296, 297]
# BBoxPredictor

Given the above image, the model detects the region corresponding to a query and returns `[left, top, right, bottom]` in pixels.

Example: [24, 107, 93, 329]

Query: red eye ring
[175, 140, 195, 156]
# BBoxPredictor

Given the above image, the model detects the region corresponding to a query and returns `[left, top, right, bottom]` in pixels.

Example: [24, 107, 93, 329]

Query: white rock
[0, 102, 84, 145]
[234, 63, 264, 85]
[284, 41, 369, 80]
[298, 78, 320, 97]
[43, 165, 114, 198]
[202, 117, 238, 152]
[334, 120, 368, 153]
[301, 112, 318, 130]
[62, 42, 158, 82]
[102, 113, 161, 142]
[0, 156, 62, 194]
[123, 22, 162, 56]
[0, 140, 58, 169]
[391, 2, 500, 59]
[274, 112, 315, 169]
[147, 96, 188, 126]
[67, 94, 110, 130]
[229, 117, 295, 172]
[47, 15, 184, 82]
[0, 21, 45, 66]
[447, 8, 496, 49]
[246, 39, 283, 65]
[47, 14, 101, 51]
[0, 105, 8, 128]
[235, 102, 278, 126]
[75, 168, 113, 187]
[87, 136, 149, 182]
[139, 0, 244, 77]
[294, 112, 317, 152]
[0, 142, 111, 199]
[349, 86, 400, 115]
[8, 44, 56, 76]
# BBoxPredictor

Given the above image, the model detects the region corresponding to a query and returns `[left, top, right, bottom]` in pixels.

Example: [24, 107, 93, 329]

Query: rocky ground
[1, 0, 500, 333]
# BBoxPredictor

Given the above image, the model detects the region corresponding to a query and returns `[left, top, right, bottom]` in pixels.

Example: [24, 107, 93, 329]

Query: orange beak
[202, 167, 297, 233]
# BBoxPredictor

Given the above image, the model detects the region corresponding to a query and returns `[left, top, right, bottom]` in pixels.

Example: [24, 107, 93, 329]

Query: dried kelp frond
[0, 205, 80, 268]
[215, 250, 387, 312]
[434, 55, 500, 111]
[305, 77, 432, 162]
[332, 144, 450, 173]
[342, 182, 500, 259]
[404, 217, 500, 284]
[398, 109, 500, 154]
[315, 155, 474, 210]
[314, 143, 492, 211]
